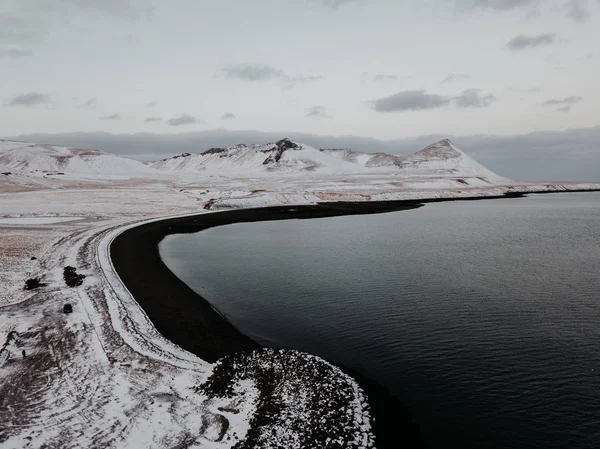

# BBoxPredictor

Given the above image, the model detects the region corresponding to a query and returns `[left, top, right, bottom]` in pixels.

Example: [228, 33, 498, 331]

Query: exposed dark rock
[63, 266, 86, 287]
[63, 304, 73, 314]
[2, 172, 11, 176]
[262, 138, 300, 165]
[30, 256, 37, 260]
[201, 148, 228, 156]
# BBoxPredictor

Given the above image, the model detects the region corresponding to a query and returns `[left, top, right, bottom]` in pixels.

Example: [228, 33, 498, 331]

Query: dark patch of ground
[24, 278, 46, 290]
[63, 266, 85, 287]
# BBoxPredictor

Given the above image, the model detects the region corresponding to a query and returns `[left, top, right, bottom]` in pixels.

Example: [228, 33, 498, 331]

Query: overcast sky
[1, 0, 599, 180]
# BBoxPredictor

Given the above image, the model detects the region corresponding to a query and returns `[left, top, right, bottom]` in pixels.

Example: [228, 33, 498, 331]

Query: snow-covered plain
[1, 138, 598, 448]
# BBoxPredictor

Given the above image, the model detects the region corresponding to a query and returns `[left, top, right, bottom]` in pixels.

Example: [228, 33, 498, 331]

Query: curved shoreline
[108, 191, 596, 448]
[109, 200, 425, 362]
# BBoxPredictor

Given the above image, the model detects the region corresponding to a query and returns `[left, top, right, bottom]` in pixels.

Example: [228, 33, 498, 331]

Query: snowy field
[1, 138, 598, 448]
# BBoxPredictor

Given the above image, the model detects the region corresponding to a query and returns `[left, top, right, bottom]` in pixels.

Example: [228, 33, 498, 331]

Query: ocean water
[159, 193, 600, 448]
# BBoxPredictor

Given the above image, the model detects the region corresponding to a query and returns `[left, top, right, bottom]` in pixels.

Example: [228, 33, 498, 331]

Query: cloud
[541, 96, 583, 112]
[361, 72, 409, 84]
[370, 90, 452, 112]
[461, 0, 591, 21]
[145, 117, 162, 123]
[167, 114, 203, 126]
[144, 101, 157, 108]
[442, 73, 471, 83]
[370, 88, 496, 112]
[222, 63, 324, 87]
[507, 33, 556, 51]
[100, 113, 121, 120]
[220, 112, 236, 120]
[563, 0, 590, 21]
[0, 48, 33, 58]
[462, 0, 540, 11]
[78, 97, 98, 109]
[311, 0, 367, 9]
[0, 14, 40, 44]
[56, 0, 153, 20]
[10, 126, 600, 182]
[372, 74, 399, 81]
[305, 106, 332, 119]
[508, 87, 542, 93]
[0, 1, 151, 48]
[453, 89, 497, 108]
[5, 92, 52, 107]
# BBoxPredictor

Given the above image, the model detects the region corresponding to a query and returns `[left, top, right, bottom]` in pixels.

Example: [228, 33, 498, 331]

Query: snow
[0, 216, 83, 225]
[0, 137, 598, 448]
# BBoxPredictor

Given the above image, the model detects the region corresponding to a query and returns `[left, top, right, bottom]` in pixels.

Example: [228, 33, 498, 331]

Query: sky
[1, 0, 599, 181]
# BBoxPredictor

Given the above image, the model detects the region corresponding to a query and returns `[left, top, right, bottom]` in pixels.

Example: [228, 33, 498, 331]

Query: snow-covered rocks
[198, 348, 374, 449]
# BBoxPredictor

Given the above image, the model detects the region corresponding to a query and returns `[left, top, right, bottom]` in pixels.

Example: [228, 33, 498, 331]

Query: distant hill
[0, 140, 155, 175]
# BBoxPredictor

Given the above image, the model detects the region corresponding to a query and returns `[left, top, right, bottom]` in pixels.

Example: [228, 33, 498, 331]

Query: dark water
[160, 193, 600, 449]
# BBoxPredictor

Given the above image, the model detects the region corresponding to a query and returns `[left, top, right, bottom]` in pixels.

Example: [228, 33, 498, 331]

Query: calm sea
[159, 192, 600, 448]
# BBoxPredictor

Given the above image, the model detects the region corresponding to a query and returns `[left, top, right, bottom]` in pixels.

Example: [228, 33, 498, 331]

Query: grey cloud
[0, 14, 40, 44]
[508, 87, 542, 93]
[370, 90, 451, 112]
[79, 97, 98, 109]
[463, 0, 540, 11]
[222, 63, 323, 87]
[312, 0, 367, 9]
[5, 92, 52, 107]
[9, 126, 600, 182]
[0, 1, 150, 47]
[541, 96, 583, 112]
[223, 63, 284, 82]
[463, 0, 591, 21]
[60, 0, 153, 20]
[305, 106, 332, 119]
[0, 48, 33, 58]
[167, 114, 203, 126]
[442, 73, 471, 83]
[361, 72, 408, 83]
[453, 89, 497, 108]
[564, 0, 590, 21]
[372, 74, 399, 81]
[507, 33, 556, 51]
[220, 113, 236, 120]
[145, 117, 162, 123]
[144, 101, 157, 108]
[100, 114, 121, 120]
[371, 88, 496, 112]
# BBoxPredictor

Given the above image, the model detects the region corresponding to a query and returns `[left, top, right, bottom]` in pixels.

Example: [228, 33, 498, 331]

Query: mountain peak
[414, 139, 464, 160]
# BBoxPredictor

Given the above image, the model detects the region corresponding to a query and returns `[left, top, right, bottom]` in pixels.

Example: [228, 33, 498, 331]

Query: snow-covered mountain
[149, 138, 360, 174]
[0, 140, 154, 175]
[150, 137, 507, 182]
[399, 139, 505, 181]
[0, 137, 506, 184]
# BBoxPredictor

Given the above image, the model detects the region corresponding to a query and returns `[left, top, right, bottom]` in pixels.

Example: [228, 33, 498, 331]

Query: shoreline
[109, 190, 597, 448]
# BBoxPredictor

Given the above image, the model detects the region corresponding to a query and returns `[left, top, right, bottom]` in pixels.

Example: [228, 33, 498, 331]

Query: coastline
[108, 190, 597, 448]
[109, 200, 424, 362]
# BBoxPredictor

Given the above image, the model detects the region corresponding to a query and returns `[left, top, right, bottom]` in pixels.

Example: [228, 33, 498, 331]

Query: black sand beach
[110, 201, 425, 362]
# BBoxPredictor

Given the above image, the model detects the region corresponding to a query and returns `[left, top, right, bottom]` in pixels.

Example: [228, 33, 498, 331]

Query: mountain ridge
[0, 137, 506, 183]
[149, 137, 506, 182]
